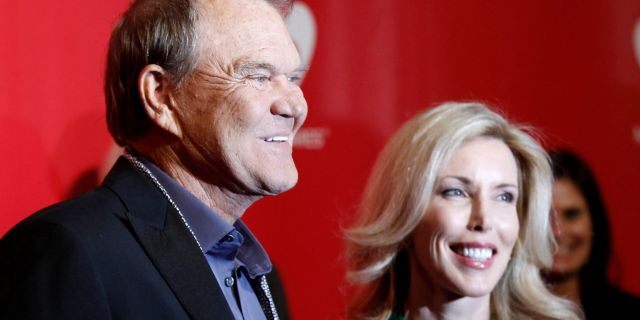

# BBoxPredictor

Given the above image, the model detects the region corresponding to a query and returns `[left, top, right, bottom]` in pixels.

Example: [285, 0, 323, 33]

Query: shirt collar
[138, 155, 272, 278]
[234, 220, 272, 278]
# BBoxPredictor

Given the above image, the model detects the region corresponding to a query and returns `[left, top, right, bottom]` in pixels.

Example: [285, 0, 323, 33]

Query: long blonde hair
[345, 102, 581, 319]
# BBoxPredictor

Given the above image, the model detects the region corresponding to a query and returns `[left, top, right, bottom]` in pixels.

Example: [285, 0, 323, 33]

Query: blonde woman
[345, 102, 582, 320]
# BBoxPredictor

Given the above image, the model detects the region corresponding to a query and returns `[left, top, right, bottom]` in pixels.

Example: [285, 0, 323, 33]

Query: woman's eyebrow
[441, 176, 518, 189]
[440, 175, 472, 185]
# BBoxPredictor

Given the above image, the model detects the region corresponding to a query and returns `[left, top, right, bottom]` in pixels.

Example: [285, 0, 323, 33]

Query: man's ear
[138, 64, 182, 138]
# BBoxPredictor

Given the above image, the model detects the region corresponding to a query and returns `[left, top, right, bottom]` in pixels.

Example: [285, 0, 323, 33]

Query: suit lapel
[103, 157, 234, 320]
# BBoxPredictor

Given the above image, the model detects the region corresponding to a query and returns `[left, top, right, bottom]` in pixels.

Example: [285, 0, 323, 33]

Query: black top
[581, 283, 640, 319]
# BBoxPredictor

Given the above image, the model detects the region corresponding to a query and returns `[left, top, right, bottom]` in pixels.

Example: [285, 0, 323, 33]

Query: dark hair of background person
[549, 150, 611, 292]
[104, 0, 293, 146]
[548, 149, 640, 318]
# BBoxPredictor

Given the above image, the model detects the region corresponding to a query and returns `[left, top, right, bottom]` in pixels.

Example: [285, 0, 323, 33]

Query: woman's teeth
[457, 247, 493, 261]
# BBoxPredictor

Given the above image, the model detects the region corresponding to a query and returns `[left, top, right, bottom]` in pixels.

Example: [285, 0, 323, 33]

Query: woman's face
[410, 137, 520, 298]
[549, 178, 593, 276]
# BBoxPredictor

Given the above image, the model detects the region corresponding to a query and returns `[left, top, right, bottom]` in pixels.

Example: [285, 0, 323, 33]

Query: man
[0, 0, 306, 319]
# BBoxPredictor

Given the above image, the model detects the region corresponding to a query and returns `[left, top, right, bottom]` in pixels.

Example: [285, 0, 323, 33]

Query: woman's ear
[138, 64, 182, 138]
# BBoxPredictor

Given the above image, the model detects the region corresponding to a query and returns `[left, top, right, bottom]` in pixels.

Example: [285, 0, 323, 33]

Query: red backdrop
[1, 1, 639, 319]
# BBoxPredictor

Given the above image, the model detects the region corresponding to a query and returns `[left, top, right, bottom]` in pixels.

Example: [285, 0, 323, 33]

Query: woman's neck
[406, 297, 490, 320]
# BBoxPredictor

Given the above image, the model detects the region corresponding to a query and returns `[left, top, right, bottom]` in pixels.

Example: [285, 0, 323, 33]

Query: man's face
[173, 0, 307, 196]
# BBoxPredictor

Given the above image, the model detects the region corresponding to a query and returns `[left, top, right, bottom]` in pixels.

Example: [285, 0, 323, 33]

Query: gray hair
[345, 102, 582, 319]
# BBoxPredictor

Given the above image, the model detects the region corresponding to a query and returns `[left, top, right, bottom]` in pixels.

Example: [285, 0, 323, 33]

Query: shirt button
[224, 276, 235, 287]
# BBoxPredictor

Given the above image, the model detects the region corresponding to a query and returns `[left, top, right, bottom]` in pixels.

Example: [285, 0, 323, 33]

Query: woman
[545, 150, 640, 319]
[345, 102, 581, 319]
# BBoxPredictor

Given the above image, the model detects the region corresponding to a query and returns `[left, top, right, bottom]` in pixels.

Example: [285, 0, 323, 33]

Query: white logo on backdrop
[286, 1, 316, 75]
[293, 127, 331, 150]
[286, 2, 331, 150]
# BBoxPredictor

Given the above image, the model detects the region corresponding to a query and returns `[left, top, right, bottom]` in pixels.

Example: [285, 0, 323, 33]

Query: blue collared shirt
[141, 157, 271, 320]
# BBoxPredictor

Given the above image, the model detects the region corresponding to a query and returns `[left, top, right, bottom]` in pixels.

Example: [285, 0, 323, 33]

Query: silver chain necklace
[124, 153, 203, 250]
[124, 153, 279, 320]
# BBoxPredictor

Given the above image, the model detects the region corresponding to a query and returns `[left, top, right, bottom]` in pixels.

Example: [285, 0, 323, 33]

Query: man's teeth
[265, 136, 288, 142]
[458, 247, 493, 261]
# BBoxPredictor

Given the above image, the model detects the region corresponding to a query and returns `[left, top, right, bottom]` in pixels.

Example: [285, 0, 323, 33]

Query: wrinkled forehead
[200, 0, 281, 25]
[196, 0, 300, 70]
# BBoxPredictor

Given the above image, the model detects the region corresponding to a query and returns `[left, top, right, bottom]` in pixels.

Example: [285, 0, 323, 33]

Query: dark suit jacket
[0, 158, 239, 319]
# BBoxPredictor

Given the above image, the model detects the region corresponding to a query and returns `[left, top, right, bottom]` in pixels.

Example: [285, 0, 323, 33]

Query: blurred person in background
[544, 149, 640, 319]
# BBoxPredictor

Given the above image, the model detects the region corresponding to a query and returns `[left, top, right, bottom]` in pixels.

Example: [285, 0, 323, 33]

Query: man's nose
[467, 198, 493, 232]
[270, 78, 307, 121]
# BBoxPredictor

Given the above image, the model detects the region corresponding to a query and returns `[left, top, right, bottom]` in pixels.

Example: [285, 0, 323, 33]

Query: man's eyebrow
[233, 61, 307, 75]
[234, 61, 276, 72]
[292, 67, 308, 74]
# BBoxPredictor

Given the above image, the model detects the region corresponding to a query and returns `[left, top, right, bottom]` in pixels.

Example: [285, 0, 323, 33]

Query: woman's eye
[497, 192, 515, 203]
[563, 208, 582, 221]
[442, 188, 465, 198]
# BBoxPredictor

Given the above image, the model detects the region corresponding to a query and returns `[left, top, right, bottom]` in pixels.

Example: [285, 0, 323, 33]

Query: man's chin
[265, 180, 297, 196]
[232, 164, 299, 195]
[259, 172, 299, 196]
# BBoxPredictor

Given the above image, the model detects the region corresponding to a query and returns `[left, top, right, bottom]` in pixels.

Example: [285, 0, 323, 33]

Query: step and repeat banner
[1, 1, 639, 318]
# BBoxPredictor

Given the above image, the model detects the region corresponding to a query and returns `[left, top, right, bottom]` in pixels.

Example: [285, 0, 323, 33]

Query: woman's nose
[467, 199, 493, 232]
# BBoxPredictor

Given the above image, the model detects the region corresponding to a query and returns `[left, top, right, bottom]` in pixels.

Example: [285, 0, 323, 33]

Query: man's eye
[287, 75, 301, 83]
[497, 192, 515, 203]
[249, 75, 269, 83]
[244, 74, 270, 89]
[442, 188, 465, 198]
